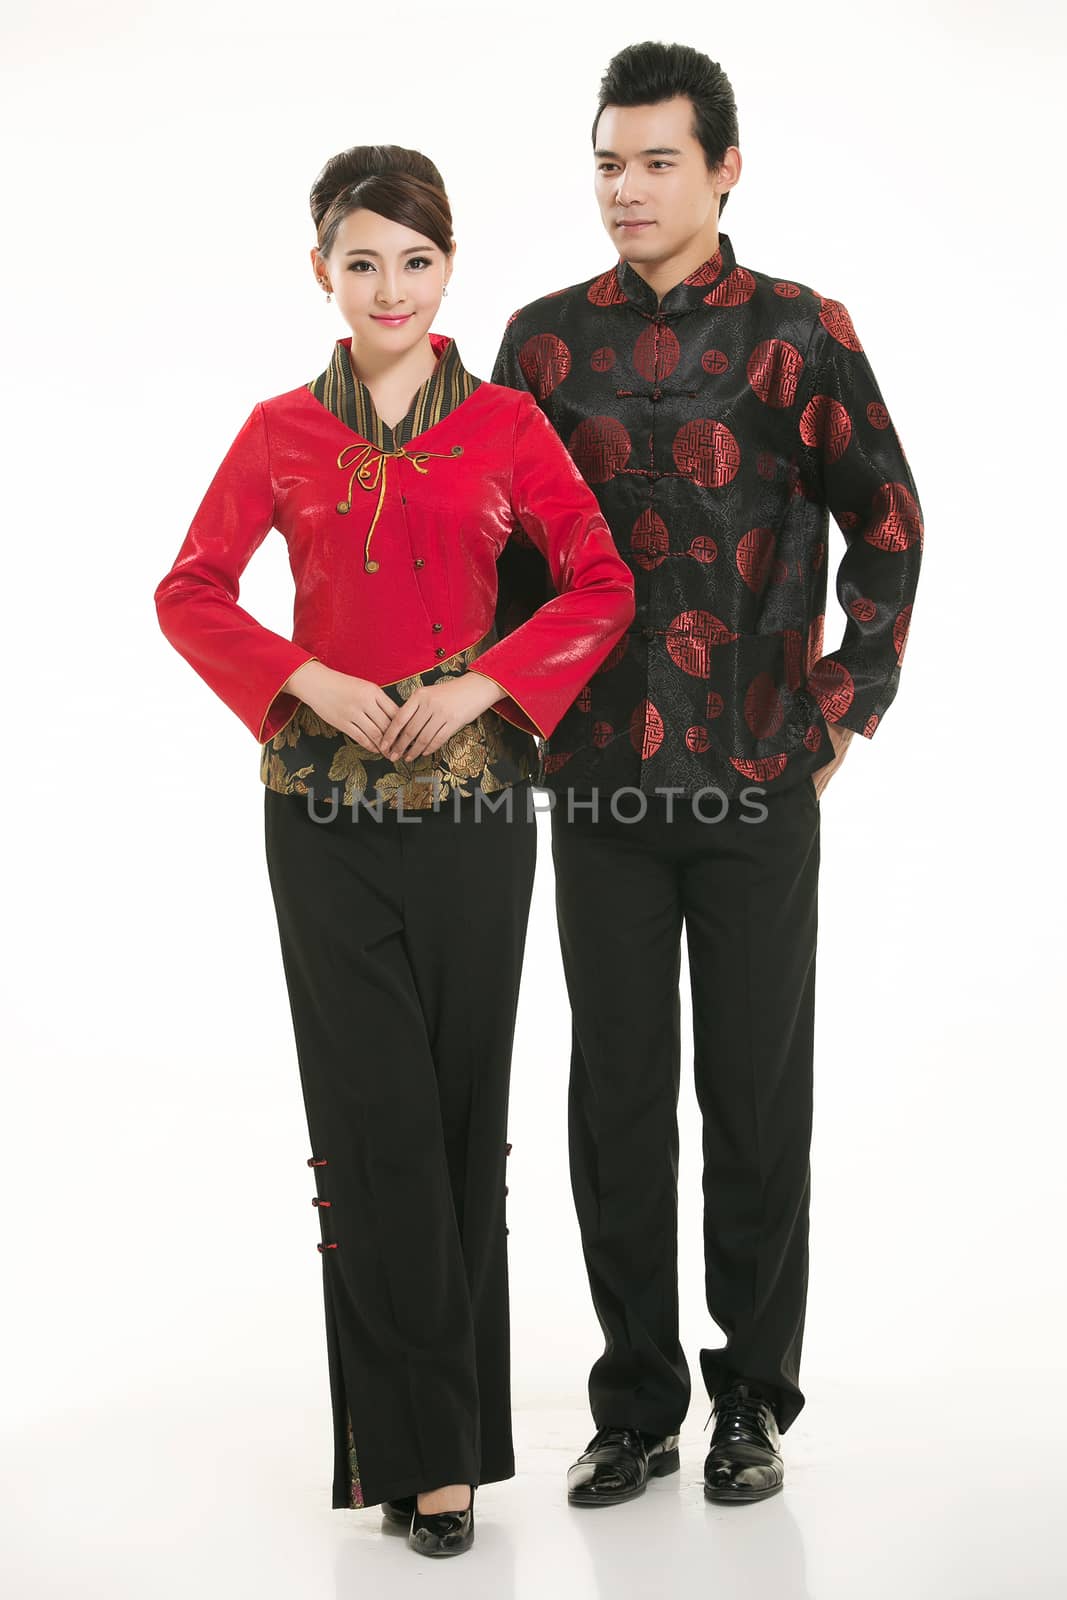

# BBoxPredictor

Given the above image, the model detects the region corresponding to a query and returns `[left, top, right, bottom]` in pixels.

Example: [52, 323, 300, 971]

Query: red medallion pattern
[631, 698, 664, 759]
[666, 610, 738, 677]
[672, 419, 741, 487]
[567, 416, 632, 483]
[587, 268, 628, 307]
[517, 333, 572, 399]
[746, 339, 805, 408]
[799, 394, 852, 462]
[807, 658, 855, 722]
[634, 322, 681, 382]
[704, 266, 757, 307]
[736, 527, 777, 593]
[632, 508, 669, 571]
[866, 482, 923, 551]
[492, 230, 923, 797]
[817, 296, 864, 351]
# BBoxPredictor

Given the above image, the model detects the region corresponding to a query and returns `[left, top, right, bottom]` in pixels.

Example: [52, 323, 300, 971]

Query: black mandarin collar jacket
[492, 229, 923, 797]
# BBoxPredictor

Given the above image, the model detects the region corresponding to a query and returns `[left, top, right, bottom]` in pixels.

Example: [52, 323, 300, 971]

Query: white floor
[2, 1376, 1060, 1599]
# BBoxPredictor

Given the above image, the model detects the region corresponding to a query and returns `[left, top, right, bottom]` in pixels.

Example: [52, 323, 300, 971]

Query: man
[492, 41, 923, 1506]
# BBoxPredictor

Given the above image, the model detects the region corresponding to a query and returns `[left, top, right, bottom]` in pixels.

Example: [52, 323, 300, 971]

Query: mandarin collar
[307, 329, 479, 450]
[615, 230, 737, 317]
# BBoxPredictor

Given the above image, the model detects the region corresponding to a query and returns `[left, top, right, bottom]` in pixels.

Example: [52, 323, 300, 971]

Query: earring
[442, 284, 449, 297]
[318, 278, 332, 303]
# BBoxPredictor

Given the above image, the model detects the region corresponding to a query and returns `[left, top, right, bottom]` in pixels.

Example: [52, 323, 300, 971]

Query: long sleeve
[469, 388, 636, 739]
[153, 402, 319, 742]
[794, 299, 923, 738]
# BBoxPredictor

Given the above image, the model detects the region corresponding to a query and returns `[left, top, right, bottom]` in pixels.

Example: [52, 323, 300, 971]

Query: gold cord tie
[335, 441, 464, 572]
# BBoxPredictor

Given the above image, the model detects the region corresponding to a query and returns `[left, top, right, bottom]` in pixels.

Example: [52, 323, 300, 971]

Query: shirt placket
[625, 303, 705, 788]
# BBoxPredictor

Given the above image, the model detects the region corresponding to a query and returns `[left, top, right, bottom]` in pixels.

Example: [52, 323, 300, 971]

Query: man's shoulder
[503, 264, 624, 337]
[738, 251, 859, 345]
[741, 256, 829, 319]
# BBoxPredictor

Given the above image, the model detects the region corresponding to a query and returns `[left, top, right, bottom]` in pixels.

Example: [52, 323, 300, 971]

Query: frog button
[414, 558, 425, 568]
[365, 559, 380, 573]
[432, 622, 443, 632]
[435, 647, 446, 658]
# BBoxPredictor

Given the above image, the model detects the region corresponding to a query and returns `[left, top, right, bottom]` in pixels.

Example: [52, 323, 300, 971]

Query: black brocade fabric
[491, 230, 923, 798]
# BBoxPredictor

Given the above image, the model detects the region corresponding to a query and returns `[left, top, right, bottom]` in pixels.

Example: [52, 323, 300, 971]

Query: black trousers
[263, 780, 537, 1508]
[549, 779, 820, 1436]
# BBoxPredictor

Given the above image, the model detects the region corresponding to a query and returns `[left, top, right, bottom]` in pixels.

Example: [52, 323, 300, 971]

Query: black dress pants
[263, 780, 537, 1507]
[550, 779, 820, 1436]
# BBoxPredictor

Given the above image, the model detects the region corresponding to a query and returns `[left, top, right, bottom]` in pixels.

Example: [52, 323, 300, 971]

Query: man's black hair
[593, 41, 739, 215]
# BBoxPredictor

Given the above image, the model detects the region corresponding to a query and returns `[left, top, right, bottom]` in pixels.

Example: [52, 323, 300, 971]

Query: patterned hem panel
[259, 631, 539, 808]
[346, 1408, 364, 1508]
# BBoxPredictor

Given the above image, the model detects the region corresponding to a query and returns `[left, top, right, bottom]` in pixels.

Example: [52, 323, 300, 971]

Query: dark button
[435, 647, 445, 657]
[651, 388, 662, 401]
[414, 558, 425, 568]
[642, 626, 655, 639]
[432, 622, 443, 632]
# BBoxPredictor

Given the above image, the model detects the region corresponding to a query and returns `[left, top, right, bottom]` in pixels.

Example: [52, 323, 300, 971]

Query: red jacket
[154, 338, 636, 744]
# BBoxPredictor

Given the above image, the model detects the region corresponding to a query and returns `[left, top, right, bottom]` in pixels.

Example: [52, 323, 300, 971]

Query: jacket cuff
[810, 669, 897, 739]
[258, 653, 320, 742]
[467, 668, 549, 739]
[830, 700, 881, 738]
[254, 649, 319, 742]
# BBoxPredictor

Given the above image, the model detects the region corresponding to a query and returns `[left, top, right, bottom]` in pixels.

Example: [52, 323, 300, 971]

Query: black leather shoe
[567, 1425, 681, 1507]
[408, 1486, 475, 1557]
[381, 1494, 416, 1528]
[703, 1380, 784, 1503]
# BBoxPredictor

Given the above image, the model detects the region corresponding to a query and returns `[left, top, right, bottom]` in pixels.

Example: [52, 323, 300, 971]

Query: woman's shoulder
[472, 378, 534, 415]
[258, 380, 326, 423]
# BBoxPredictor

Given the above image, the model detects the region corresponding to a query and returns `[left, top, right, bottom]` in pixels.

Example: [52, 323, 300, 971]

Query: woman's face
[315, 207, 453, 357]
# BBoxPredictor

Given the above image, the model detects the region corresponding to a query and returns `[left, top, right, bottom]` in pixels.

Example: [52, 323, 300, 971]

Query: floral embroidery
[260, 628, 539, 808]
[346, 1409, 364, 1508]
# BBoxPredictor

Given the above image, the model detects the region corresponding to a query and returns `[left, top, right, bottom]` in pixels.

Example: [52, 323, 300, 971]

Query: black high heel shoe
[408, 1485, 475, 1557]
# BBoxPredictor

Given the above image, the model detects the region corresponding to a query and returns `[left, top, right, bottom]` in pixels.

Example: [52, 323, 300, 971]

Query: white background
[3, 2, 1064, 1595]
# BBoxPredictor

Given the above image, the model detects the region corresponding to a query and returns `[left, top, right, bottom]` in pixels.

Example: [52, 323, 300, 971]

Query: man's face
[593, 96, 721, 267]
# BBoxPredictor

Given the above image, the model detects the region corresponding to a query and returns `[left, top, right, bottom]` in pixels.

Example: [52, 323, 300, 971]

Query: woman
[153, 144, 635, 1560]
